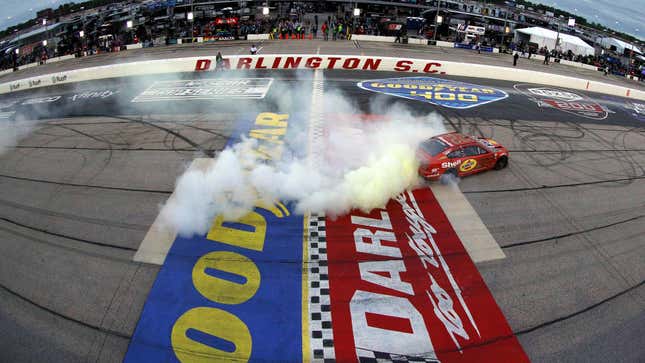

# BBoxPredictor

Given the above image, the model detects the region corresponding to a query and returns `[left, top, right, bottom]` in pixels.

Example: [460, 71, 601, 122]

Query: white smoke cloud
[161, 79, 447, 237]
[0, 119, 38, 156]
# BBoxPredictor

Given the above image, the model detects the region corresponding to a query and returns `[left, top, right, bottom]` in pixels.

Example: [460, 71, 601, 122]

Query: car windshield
[420, 138, 450, 156]
[477, 139, 496, 151]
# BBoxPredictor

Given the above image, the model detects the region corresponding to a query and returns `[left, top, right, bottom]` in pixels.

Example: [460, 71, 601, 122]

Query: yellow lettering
[255, 112, 288, 128]
[434, 92, 456, 101]
[172, 307, 251, 363]
[250, 127, 286, 136]
[193, 251, 261, 304]
[371, 82, 386, 88]
[410, 91, 433, 100]
[481, 88, 495, 94]
[387, 83, 402, 89]
[457, 94, 478, 102]
[249, 129, 285, 144]
[257, 144, 282, 160]
[207, 212, 267, 251]
[402, 84, 418, 89]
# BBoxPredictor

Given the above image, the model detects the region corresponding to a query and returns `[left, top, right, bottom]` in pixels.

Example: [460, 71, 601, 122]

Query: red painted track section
[326, 188, 528, 362]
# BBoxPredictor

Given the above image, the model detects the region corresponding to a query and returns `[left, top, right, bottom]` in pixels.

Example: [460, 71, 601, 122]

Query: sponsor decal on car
[357, 77, 508, 109]
[441, 160, 461, 169]
[459, 158, 477, 172]
[514, 84, 611, 120]
[132, 78, 274, 102]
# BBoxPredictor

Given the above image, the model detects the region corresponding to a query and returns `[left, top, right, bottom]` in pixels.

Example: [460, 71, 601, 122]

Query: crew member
[513, 50, 519, 66]
[216, 51, 224, 70]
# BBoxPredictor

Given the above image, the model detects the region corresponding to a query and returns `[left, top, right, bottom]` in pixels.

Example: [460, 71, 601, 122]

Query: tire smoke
[161, 78, 446, 236]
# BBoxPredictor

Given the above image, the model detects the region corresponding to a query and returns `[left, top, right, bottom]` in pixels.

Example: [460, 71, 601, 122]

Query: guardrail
[1, 54, 642, 100]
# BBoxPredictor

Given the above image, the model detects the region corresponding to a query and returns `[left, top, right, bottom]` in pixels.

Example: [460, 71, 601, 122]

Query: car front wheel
[494, 156, 508, 170]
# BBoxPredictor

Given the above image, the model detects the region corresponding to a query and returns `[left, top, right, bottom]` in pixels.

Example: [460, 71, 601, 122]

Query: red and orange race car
[417, 132, 509, 182]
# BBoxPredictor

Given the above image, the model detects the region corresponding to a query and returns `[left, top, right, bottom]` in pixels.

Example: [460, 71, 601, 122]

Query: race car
[417, 132, 509, 182]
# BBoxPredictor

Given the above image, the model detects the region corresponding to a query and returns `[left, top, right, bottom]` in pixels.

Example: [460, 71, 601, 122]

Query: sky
[0, 0, 77, 31]
[1, 0, 643, 41]
[532, 0, 644, 40]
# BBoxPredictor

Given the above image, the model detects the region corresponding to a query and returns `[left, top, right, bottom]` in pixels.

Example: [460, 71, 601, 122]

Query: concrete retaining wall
[248, 34, 270, 40]
[1, 54, 643, 100]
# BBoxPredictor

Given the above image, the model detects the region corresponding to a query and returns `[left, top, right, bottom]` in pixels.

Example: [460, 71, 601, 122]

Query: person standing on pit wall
[513, 50, 519, 66]
[543, 47, 550, 65]
[337, 23, 343, 40]
[311, 23, 317, 39]
[250, 44, 258, 55]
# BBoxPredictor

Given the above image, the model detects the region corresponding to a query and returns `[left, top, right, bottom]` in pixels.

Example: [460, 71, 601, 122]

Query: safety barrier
[17, 62, 38, 71]
[350, 34, 396, 43]
[248, 34, 270, 41]
[1, 54, 643, 100]
[47, 54, 76, 64]
[436, 40, 455, 47]
[126, 43, 143, 50]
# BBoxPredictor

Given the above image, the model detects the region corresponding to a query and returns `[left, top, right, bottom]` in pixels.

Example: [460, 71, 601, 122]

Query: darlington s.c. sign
[193, 56, 444, 74]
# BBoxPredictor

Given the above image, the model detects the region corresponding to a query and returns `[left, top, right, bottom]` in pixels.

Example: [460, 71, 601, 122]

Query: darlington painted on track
[417, 132, 509, 181]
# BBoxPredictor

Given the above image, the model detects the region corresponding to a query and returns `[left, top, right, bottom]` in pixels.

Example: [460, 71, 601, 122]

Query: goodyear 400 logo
[357, 77, 508, 109]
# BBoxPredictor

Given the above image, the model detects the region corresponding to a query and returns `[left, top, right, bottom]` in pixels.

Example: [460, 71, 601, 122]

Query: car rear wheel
[494, 156, 508, 170]
[440, 169, 459, 184]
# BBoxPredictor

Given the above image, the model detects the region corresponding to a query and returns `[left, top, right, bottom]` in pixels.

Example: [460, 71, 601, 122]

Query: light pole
[42, 18, 48, 47]
[432, 0, 441, 42]
[501, 8, 509, 48]
[353, 7, 360, 35]
[188, 0, 194, 40]
[555, 20, 561, 53]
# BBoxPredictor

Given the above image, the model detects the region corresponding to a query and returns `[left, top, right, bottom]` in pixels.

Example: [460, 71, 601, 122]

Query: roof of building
[9, 21, 67, 44]
[599, 37, 643, 55]
[516, 27, 593, 50]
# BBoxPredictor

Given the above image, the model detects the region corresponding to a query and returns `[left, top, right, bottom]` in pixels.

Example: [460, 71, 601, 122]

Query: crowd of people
[1, 3, 642, 81]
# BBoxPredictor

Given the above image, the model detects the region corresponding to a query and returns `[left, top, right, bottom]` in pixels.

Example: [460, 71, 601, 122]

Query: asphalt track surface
[0, 67, 644, 363]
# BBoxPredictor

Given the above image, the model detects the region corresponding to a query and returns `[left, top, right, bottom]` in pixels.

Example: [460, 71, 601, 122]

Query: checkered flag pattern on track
[308, 214, 335, 362]
[356, 348, 440, 363]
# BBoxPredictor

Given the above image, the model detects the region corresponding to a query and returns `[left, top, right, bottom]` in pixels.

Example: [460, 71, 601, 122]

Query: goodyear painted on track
[357, 77, 508, 109]
[125, 113, 305, 362]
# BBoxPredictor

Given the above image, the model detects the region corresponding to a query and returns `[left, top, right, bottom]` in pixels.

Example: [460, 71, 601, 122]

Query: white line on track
[430, 183, 506, 262]
[133, 158, 212, 265]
